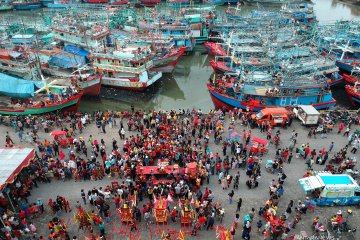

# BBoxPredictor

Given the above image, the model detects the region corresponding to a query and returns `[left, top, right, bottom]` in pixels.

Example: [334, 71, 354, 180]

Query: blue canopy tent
[0, 73, 43, 98]
[48, 53, 86, 70]
[64, 45, 89, 57]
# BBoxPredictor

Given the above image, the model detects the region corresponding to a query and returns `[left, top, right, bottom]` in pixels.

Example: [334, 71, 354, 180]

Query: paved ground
[3, 114, 360, 240]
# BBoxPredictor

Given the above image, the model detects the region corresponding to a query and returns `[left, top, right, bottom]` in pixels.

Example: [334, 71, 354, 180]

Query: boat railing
[92, 62, 151, 74]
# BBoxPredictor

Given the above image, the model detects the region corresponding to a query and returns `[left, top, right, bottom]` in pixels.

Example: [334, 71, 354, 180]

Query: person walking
[99, 221, 105, 237]
[228, 190, 234, 204]
[206, 212, 215, 230]
[343, 127, 350, 136]
[81, 189, 86, 205]
[236, 198, 242, 212]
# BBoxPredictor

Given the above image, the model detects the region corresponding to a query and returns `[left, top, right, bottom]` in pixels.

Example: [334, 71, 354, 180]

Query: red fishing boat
[111, 0, 128, 4]
[152, 47, 186, 73]
[203, 42, 227, 56]
[140, 0, 160, 7]
[54, 74, 103, 97]
[345, 84, 360, 106]
[86, 0, 109, 3]
[343, 73, 359, 85]
[0, 91, 83, 115]
[75, 74, 102, 97]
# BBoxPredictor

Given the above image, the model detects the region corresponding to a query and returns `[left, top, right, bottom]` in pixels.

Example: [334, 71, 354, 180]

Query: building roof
[0, 148, 35, 190]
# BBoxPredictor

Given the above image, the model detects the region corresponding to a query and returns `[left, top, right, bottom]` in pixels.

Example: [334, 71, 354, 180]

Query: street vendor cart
[250, 137, 268, 156]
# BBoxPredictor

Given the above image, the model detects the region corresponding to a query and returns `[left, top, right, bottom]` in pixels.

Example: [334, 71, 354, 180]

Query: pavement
[2, 114, 359, 240]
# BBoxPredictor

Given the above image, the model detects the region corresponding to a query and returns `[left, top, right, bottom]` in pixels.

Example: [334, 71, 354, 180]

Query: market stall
[0, 147, 35, 190]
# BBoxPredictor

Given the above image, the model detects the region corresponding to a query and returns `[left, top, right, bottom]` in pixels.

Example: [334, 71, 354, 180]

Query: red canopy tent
[0, 147, 35, 190]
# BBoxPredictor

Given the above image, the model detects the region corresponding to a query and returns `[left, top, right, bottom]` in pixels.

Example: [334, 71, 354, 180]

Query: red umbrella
[50, 131, 67, 136]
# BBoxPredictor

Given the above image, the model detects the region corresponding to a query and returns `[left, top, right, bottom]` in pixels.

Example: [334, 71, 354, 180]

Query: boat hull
[336, 60, 355, 73]
[13, 3, 42, 10]
[152, 47, 186, 73]
[209, 60, 236, 74]
[86, 0, 108, 3]
[111, 0, 128, 4]
[47, 3, 70, 8]
[207, 84, 336, 111]
[203, 42, 227, 56]
[0, 5, 14, 11]
[345, 85, 360, 107]
[0, 92, 83, 115]
[343, 73, 358, 85]
[102, 72, 162, 91]
[78, 75, 102, 97]
[40, 0, 53, 6]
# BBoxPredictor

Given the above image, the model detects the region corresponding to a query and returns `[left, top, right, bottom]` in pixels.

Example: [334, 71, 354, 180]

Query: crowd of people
[0, 107, 359, 240]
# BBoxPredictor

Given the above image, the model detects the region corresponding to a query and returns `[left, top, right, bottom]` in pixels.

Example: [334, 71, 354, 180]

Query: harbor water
[2, 0, 360, 112]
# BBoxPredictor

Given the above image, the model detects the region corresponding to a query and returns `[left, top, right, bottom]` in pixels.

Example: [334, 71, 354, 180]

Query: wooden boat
[52, 22, 110, 51]
[0, 74, 83, 115]
[12, 1, 41, 10]
[343, 73, 360, 85]
[203, 42, 227, 56]
[47, 0, 70, 8]
[345, 84, 360, 106]
[121, 35, 186, 73]
[0, 1, 13, 10]
[0, 48, 40, 80]
[140, 0, 160, 7]
[51, 74, 103, 97]
[89, 46, 162, 91]
[86, 0, 108, 3]
[111, 0, 128, 5]
[207, 78, 336, 111]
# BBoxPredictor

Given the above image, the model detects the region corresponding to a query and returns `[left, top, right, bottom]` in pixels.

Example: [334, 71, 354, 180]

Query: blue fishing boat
[47, 0, 70, 8]
[205, 0, 241, 5]
[40, 0, 53, 6]
[12, 1, 42, 10]
[208, 82, 336, 111]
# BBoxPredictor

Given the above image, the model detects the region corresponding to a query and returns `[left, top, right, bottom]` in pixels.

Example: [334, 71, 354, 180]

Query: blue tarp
[64, 45, 89, 57]
[48, 53, 86, 69]
[0, 73, 43, 98]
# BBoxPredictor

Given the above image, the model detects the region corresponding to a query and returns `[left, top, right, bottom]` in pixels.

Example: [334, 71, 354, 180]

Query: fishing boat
[343, 73, 360, 85]
[0, 48, 40, 80]
[12, 0, 42, 10]
[205, 0, 240, 5]
[52, 74, 103, 97]
[40, 0, 53, 6]
[111, 0, 128, 5]
[0, 0, 13, 10]
[86, 0, 109, 3]
[207, 80, 336, 111]
[0, 73, 83, 115]
[119, 34, 187, 73]
[244, 0, 303, 5]
[203, 42, 227, 56]
[47, 0, 70, 8]
[345, 84, 360, 106]
[140, 0, 161, 7]
[52, 21, 110, 51]
[89, 46, 162, 91]
[167, 0, 190, 8]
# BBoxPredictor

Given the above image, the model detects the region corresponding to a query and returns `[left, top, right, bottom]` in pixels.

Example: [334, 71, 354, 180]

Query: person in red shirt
[304, 147, 310, 159]
[170, 207, 177, 222]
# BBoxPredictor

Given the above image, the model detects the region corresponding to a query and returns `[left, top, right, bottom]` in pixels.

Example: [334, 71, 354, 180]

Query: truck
[293, 105, 320, 126]
[299, 172, 360, 206]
